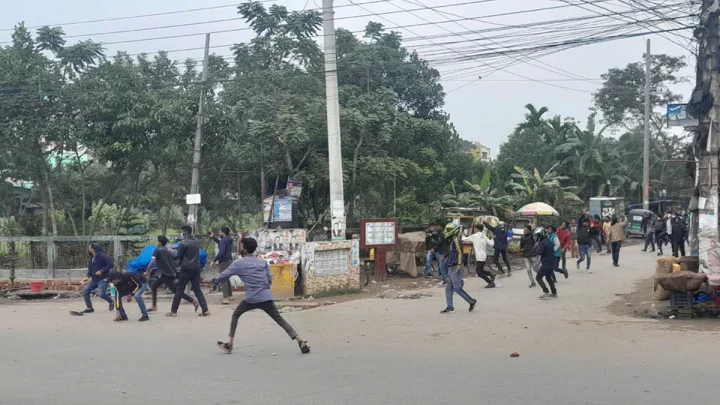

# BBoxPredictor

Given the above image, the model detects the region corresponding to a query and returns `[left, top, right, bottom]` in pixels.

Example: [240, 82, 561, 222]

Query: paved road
[1, 245, 717, 405]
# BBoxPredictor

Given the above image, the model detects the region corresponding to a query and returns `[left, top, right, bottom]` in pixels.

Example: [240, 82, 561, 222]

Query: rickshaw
[625, 208, 655, 238]
[443, 208, 499, 271]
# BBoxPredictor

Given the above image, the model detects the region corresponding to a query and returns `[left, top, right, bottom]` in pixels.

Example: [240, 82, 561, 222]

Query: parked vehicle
[625, 209, 655, 238]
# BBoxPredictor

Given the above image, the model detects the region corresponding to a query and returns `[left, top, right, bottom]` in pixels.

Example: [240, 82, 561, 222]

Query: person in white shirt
[464, 224, 496, 288]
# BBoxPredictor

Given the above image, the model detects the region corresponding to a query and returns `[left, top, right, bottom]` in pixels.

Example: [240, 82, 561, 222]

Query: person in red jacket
[556, 221, 572, 272]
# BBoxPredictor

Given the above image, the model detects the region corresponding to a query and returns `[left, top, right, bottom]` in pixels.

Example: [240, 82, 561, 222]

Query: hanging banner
[667, 104, 699, 127]
[286, 179, 303, 197]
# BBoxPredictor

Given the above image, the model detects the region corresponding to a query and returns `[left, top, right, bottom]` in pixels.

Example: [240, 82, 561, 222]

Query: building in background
[471, 142, 492, 162]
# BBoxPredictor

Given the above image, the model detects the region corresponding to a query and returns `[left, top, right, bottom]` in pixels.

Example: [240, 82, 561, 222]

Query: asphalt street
[1, 245, 717, 405]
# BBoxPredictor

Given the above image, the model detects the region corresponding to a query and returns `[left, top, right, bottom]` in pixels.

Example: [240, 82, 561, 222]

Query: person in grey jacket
[167, 225, 209, 317]
[213, 237, 310, 355]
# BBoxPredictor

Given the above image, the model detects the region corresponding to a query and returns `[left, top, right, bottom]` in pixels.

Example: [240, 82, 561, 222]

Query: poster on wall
[243, 229, 306, 265]
[286, 179, 303, 197]
[263, 199, 293, 223]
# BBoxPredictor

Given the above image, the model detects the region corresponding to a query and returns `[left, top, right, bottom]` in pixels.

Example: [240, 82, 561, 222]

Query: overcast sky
[0, 0, 696, 156]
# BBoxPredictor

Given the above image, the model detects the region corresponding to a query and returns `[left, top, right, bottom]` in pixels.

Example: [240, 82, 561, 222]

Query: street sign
[667, 104, 699, 127]
[186, 194, 201, 205]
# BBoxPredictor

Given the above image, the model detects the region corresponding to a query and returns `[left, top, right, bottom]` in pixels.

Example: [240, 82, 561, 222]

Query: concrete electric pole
[322, 0, 346, 241]
[188, 33, 211, 231]
[643, 39, 651, 210]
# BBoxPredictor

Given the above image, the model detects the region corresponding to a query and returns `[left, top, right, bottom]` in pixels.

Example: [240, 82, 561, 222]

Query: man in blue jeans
[80, 243, 114, 313]
[440, 223, 477, 313]
[424, 224, 444, 278]
[576, 217, 593, 274]
[107, 271, 149, 322]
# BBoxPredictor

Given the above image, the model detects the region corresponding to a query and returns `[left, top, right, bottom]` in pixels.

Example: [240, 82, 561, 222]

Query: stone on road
[0, 246, 715, 405]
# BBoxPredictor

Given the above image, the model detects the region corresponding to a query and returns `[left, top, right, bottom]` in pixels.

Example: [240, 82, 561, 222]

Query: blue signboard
[667, 104, 699, 127]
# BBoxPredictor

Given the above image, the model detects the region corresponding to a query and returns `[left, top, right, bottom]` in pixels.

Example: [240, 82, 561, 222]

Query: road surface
[1, 245, 716, 405]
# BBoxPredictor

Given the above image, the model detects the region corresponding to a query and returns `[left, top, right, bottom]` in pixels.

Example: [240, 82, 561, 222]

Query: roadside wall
[301, 240, 360, 295]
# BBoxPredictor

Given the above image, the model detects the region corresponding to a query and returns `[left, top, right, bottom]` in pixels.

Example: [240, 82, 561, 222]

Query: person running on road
[607, 215, 627, 267]
[167, 225, 210, 317]
[589, 215, 603, 253]
[213, 237, 310, 355]
[441, 223, 477, 313]
[210, 227, 235, 305]
[530, 227, 557, 299]
[145, 235, 198, 313]
[484, 220, 511, 276]
[80, 243, 115, 314]
[519, 225, 537, 288]
[464, 224, 495, 288]
[107, 270, 149, 322]
[556, 222, 572, 273]
[548, 226, 568, 282]
[575, 217, 593, 273]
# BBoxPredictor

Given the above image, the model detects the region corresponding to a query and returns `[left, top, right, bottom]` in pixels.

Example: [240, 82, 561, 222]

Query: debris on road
[510, 352, 520, 358]
[376, 290, 432, 299]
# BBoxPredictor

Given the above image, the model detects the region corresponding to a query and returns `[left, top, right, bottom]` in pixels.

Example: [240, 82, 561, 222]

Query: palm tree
[510, 163, 581, 207]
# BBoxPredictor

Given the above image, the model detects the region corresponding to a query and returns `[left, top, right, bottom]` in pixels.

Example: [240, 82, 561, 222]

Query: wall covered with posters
[242, 229, 306, 265]
[301, 240, 360, 295]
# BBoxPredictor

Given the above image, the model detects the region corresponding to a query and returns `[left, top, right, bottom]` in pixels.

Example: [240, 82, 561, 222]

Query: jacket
[465, 232, 490, 262]
[531, 238, 556, 268]
[519, 234, 535, 258]
[556, 228, 572, 249]
[484, 222, 507, 251]
[576, 226, 591, 245]
[112, 272, 145, 297]
[87, 243, 114, 281]
[426, 230, 443, 251]
[152, 247, 177, 278]
[176, 236, 201, 271]
[607, 220, 627, 243]
[215, 255, 273, 303]
[445, 236, 463, 269]
[670, 219, 686, 243]
[212, 235, 234, 263]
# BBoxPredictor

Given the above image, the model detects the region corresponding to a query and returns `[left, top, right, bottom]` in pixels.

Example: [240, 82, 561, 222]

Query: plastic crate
[670, 291, 694, 309]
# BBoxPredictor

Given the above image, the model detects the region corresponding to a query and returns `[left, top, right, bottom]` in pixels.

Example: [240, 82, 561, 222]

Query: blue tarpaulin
[126, 243, 208, 273]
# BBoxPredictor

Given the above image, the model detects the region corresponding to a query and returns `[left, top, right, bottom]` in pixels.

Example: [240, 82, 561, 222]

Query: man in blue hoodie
[484, 220, 512, 276]
[211, 227, 235, 305]
[81, 243, 114, 313]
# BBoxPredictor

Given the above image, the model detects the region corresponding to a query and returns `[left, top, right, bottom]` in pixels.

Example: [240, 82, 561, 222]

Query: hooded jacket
[87, 243, 113, 281]
[519, 233, 535, 258]
[531, 238, 556, 268]
[484, 222, 507, 251]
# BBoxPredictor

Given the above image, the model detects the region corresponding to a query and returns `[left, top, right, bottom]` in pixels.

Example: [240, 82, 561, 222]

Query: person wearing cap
[441, 223, 477, 313]
[213, 237, 310, 355]
[483, 220, 511, 276]
[107, 271, 149, 322]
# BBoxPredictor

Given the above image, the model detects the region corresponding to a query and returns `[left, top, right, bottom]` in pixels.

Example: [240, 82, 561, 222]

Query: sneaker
[485, 283, 496, 289]
[217, 341, 233, 354]
[529, 282, 536, 288]
[586, 269, 593, 274]
[138, 316, 150, 322]
[469, 299, 478, 312]
[81, 308, 94, 314]
[613, 263, 619, 267]
[563, 268, 569, 279]
[440, 308, 455, 314]
[539, 293, 552, 299]
[109, 301, 115, 311]
[298, 340, 311, 354]
[641, 249, 647, 252]
[576, 261, 580, 270]
[549, 294, 558, 298]
[114, 316, 128, 322]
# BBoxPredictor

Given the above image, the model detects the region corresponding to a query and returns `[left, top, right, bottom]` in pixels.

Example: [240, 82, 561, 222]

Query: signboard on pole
[667, 104, 699, 127]
[186, 194, 201, 205]
[360, 218, 399, 249]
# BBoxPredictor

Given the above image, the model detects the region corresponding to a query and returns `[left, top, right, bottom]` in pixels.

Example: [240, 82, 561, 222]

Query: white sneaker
[539, 293, 552, 299]
[586, 269, 593, 274]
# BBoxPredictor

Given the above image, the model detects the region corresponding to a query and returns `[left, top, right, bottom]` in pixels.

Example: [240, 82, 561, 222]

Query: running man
[484, 220, 511, 276]
[80, 243, 115, 314]
[548, 226, 568, 282]
[556, 222, 572, 273]
[530, 227, 557, 299]
[167, 225, 210, 317]
[575, 217, 593, 273]
[213, 237, 310, 355]
[441, 223, 478, 313]
[464, 224, 495, 288]
[145, 235, 199, 313]
[107, 271, 149, 322]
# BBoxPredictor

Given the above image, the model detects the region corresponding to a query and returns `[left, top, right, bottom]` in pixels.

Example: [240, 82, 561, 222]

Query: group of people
[642, 211, 688, 257]
[427, 209, 637, 309]
[78, 225, 310, 355]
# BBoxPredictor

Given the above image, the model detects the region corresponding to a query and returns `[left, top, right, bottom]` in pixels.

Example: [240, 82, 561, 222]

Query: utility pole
[322, 0, 346, 240]
[188, 33, 211, 231]
[642, 39, 651, 210]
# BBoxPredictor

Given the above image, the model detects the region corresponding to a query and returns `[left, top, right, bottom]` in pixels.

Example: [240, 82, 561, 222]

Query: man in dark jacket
[81, 243, 114, 313]
[425, 224, 443, 278]
[484, 221, 511, 276]
[107, 270, 149, 322]
[670, 216, 686, 257]
[519, 225, 536, 288]
[654, 216, 667, 255]
[145, 235, 198, 313]
[575, 217, 593, 273]
[530, 227, 557, 299]
[168, 225, 210, 317]
[211, 227, 235, 304]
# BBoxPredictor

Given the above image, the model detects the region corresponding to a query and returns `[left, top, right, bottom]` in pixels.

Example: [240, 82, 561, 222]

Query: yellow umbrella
[516, 202, 560, 216]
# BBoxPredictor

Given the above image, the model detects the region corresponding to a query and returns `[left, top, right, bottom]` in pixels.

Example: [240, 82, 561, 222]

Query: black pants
[229, 300, 297, 339]
[611, 241, 622, 265]
[644, 233, 655, 251]
[475, 261, 494, 284]
[149, 274, 194, 307]
[171, 269, 208, 314]
[218, 260, 233, 299]
[493, 249, 511, 274]
[655, 231, 664, 253]
[672, 241, 686, 257]
[536, 265, 556, 295]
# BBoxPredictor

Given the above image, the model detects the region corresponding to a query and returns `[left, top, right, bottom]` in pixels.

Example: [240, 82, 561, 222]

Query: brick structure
[301, 240, 360, 295]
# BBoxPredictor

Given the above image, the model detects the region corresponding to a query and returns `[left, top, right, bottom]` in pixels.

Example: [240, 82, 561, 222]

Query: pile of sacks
[654, 256, 707, 300]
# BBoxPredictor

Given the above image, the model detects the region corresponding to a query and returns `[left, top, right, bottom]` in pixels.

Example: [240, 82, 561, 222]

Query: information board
[313, 249, 349, 276]
[360, 218, 399, 249]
